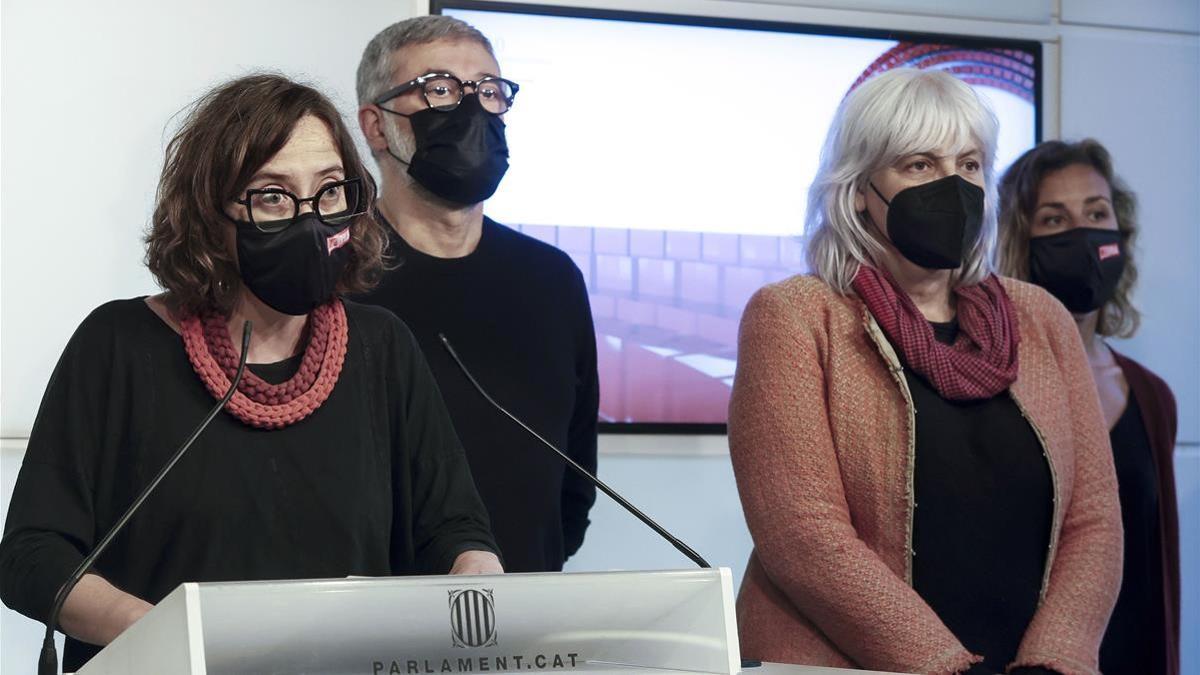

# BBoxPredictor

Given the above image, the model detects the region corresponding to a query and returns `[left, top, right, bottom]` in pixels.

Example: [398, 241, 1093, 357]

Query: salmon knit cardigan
[729, 274, 1122, 675]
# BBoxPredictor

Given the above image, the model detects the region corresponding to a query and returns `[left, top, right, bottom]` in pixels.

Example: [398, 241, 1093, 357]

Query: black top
[0, 299, 497, 671]
[907, 320, 1054, 673]
[1100, 392, 1167, 675]
[355, 215, 599, 572]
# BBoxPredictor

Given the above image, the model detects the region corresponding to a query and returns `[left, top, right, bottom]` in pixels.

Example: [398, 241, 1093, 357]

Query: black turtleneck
[355, 214, 599, 572]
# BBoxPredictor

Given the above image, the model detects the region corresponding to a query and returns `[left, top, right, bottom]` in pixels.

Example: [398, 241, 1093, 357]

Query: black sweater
[1101, 391, 1167, 675]
[908, 320, 1054, 675]
[0, 299, 497, 671]
[356, 216, 599, 572]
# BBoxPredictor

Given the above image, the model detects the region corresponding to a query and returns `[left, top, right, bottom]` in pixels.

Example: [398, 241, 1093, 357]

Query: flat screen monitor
[435, 0, 1042, 432]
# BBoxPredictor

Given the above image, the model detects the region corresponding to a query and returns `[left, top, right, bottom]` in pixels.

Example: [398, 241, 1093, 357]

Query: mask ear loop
[862, 182, 894, 251]
[869, 182, 892, 207]
[375, 105, 415, 167]
[386, 147, 411, 167]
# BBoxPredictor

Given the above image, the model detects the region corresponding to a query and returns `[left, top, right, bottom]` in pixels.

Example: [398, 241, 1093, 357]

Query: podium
[75, 568, 741, 674]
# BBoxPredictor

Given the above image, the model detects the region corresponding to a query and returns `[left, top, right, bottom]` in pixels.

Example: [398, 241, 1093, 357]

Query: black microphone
[438, 333, 711, 569]
[38, 321, 253, 675]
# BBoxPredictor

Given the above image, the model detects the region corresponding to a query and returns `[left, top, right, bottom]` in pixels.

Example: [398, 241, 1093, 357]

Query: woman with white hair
[728, 69, 1122, 675]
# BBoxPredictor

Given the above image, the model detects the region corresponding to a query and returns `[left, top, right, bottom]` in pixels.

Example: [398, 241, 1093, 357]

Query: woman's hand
[449, 550, 503, 575]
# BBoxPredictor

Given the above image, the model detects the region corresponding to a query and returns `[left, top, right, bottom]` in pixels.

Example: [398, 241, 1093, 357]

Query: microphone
[38, 321, 253, 675]
[438, 333, 711, 569]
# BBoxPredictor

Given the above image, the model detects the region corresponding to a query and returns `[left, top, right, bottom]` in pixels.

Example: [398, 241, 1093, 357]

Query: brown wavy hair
[145, 73, 386, 316]
[996, 139, 1140, 337]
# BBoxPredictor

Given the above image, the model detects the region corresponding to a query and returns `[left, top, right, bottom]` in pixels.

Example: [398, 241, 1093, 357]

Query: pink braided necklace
[180, 300, 348, 429]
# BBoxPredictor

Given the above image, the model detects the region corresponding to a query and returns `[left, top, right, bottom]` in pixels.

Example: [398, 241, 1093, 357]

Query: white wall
[1058, 22, 1200, 444]
[1052, 8, 1200, 673]
[0, 0, 422, 438]
[1, 1, 1196, 674]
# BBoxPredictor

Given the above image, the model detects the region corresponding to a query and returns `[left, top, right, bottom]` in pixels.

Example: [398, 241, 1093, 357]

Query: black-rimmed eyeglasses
[234, 178, 366, 233]
[373, 73, 519, 114]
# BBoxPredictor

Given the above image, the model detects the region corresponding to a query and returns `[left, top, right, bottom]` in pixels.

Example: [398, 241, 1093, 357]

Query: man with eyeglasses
[354, 15, 599, 574]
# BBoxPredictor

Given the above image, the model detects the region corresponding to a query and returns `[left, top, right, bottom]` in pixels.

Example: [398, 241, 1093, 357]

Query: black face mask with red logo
[1028, 227, 1126, 314]
[234, 213, 351, 316]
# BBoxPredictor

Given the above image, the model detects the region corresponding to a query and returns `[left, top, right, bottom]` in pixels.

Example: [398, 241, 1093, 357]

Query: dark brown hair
[145, 73, 386, 316]
[996, 138, 1140, 337]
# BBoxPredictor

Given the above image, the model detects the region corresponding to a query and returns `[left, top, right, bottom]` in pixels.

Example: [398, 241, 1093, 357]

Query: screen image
[439, 2, 1041, 430]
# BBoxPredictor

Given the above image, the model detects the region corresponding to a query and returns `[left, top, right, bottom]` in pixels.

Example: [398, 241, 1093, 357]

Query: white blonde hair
[805, 68, 1000, 292]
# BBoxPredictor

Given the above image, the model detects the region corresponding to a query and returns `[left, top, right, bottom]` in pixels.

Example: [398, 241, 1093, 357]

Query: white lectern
[75, 568, 740, 675]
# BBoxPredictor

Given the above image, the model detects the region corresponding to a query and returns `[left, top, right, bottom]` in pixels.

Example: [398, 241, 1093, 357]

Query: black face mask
[871, 174, 985, 270]
[1028, 227, 1125, 314]
[234, 213, 352, 316]
[386, 94, 509, 205]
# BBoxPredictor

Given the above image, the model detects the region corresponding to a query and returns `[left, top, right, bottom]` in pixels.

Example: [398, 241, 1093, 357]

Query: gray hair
[356, 15, 495, 106]
[805, 68, 1001, 293]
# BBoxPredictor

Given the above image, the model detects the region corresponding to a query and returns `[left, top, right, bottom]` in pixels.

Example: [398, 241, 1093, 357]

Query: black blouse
[0, 298, 497, 671]
[907, 320, 1054, 673]
[1100, 392, 1167, 675]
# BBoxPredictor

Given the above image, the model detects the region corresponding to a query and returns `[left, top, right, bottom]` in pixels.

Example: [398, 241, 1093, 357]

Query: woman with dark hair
[998, 139, 1180, 675]
[0, 73, 502, 671]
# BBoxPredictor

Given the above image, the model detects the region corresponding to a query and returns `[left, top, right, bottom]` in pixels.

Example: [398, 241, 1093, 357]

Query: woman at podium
[728, 69, 1122, 674]
[0, 74, 502, 672]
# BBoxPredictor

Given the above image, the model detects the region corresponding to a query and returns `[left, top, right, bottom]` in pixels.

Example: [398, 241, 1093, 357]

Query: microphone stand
[438, 333, 711, 569]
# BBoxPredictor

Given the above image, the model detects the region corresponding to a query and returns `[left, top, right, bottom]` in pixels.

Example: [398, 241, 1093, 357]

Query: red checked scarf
[852, 265, 1019, 401]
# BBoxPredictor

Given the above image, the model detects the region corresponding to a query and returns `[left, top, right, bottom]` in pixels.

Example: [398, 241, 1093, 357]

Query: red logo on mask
[327, 227, 351, 254]
[1098, 243, 1120, 261]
